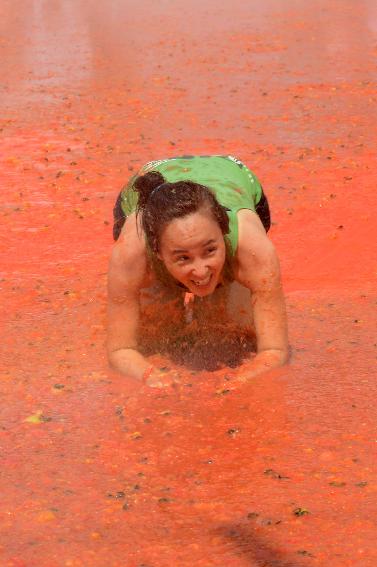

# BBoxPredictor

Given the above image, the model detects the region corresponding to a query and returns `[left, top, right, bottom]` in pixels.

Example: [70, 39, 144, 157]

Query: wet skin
[157, 209, 226, 297]
[2, 1, 376, 563]
[107, 207, 289, 386]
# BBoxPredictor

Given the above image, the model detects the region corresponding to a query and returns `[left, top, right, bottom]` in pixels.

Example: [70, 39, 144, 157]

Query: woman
[107, 155, 288, 387]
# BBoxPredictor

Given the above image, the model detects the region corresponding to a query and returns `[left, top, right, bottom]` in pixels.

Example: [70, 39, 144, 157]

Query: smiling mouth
[191, 274, 212, 287]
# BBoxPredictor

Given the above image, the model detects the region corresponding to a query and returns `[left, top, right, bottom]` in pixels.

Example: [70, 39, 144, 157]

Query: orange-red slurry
[0, 1, 376, 566]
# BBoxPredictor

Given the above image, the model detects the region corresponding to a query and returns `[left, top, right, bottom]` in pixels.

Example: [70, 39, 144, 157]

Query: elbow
[106, 342, 122, 370]
[257, 347, 289, 369]
[107, 348, 117, 371]
[277, 345, 290, 366]
[285, 345, 292, 365]
[273, 348, 289, 368]
[107, 351, 116, 370]
[107, 345, 137, 370]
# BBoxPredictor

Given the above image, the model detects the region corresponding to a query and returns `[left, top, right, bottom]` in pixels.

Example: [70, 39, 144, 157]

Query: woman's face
[157, 208, 226, 297]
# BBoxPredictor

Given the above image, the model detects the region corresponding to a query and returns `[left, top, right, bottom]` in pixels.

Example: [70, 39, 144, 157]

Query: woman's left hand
[144, 366, 181, 388]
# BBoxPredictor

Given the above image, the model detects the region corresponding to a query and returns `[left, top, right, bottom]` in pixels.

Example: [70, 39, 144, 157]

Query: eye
[176, 255, 189, 263]
[205, 247, 217, 255]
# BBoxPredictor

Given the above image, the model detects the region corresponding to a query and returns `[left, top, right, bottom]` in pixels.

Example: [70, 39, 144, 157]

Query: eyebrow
[172, 239, 217, 254]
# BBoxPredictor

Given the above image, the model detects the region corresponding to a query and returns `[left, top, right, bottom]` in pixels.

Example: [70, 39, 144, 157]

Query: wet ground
[1, 1, 376, 565]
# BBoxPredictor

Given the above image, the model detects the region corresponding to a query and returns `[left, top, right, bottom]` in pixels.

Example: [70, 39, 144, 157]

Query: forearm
[108, 347, 151, 381]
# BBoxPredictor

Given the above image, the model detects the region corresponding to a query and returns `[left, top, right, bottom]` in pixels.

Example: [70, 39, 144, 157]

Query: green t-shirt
[120, 155, 263, 255]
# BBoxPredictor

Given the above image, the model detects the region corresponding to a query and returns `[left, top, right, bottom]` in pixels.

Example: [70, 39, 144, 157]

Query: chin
[193, 288, 214, 298]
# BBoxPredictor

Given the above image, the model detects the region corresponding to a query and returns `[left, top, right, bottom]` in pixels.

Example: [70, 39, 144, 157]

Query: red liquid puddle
[1, 1, 376, 565]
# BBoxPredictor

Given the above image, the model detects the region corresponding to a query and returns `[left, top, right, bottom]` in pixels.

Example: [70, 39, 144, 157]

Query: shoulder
[237, 209, 274, 256]
[235, 209, 280, 288]
[108, 213, 148, 297]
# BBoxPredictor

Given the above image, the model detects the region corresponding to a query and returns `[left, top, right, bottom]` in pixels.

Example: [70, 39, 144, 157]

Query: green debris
[293, 507, 310, 517]
[24, 411, 52, 424]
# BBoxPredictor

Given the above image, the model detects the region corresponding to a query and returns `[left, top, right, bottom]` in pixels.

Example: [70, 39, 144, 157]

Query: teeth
[193, 275, 211, 286]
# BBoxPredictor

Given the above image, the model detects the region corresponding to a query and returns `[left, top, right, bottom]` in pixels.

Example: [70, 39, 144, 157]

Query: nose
[191, 260, 209, 279]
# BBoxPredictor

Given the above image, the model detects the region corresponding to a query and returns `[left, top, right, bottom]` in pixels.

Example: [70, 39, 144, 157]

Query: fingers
[146, 379, 165, 388]
[146, 378, 178, 388]
[144, 368, 181, 388]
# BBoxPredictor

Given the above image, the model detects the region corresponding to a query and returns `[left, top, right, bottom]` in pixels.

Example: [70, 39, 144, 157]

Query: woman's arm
[107, 227, 180, 387]
[107, 234, 151, 381]
[235, 210, 289, 380]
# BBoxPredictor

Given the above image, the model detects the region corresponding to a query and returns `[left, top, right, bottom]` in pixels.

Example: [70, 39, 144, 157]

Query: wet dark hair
[133, 170, 230, 253]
